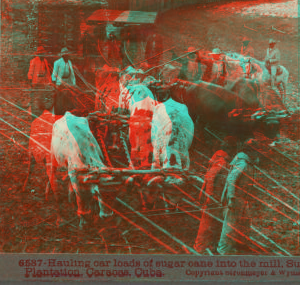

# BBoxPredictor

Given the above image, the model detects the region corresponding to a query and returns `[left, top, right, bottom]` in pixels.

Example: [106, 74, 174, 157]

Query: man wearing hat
[194, 136, 238, 254]
[241, 37, 254, 58]
[52, 47, 76, 87]
[52, 47, 76, 115]
[28, 46, 51, 86]
[217, 138, 260, 255]
[209, 48, 227, 87]
[28, 46, 52, 119]
[171, 47, 202, 83]
[264, 39, 280, 88]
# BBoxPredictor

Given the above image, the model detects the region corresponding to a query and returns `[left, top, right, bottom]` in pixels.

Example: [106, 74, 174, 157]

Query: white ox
[119, 68, 158, 168]
[51, 111, 113, 227]
[146, 98, 195, 210]
[127, 84, 158, 168]
[151, 98, 194, 170]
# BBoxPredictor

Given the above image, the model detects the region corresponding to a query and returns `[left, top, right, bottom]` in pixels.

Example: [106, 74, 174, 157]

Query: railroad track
[0, 93, 298, 255]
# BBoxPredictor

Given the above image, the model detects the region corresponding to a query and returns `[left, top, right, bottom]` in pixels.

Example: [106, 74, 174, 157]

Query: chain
[97, 130, 113, 168]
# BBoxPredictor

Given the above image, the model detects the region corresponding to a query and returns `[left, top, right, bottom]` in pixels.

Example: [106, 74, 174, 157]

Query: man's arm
[247, 46, 254, 58]
[28, 58, 35, 81]
[45, 59, 52, 84]
[52, 60, 58, 83]
[69, 62, 76, 86]
[225, 160, 247, 202]
[264, 49, 269, 62]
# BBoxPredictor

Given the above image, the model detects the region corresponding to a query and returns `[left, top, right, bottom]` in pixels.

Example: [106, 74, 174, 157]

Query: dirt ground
[0, 0, 299, 255]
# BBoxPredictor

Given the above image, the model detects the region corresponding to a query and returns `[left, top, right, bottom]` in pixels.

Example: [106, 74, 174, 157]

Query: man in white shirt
[52, 47, 76, 87]
[52, 47, 76, 115]
[265, 39, 280, 88]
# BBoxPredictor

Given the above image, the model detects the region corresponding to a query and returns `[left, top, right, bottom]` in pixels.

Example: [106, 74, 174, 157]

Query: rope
[139, 47, 176, 70]
[97, 40, 111, 67]
[144, 47, 202, 74]
[119, 130, 131, 166]
[124, 41, 135, 67]
[97, 132, 113, 168]
[72, 65, 107, 110]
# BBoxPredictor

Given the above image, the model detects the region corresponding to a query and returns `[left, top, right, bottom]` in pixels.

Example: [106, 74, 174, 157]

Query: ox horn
[125, 174, 141, 193]
[164, 174, 185, 187]
[147, 175, 165, 188]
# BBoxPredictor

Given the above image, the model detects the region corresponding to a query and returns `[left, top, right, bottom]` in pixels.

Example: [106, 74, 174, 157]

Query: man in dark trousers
[194, 136, 238, 254]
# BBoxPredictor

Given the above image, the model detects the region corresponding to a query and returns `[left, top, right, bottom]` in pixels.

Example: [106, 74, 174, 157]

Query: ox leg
[129, 125, 140, 168]
[68, 181, 76, 208]
[49, 156, 70, 225]
[193, 118, 206, 149]
[50, 165, 64, 226]
[109, 129, 119, 151]
[45, 181, 51, 201]
[140, 144, 153, 169]
[23, 153, 50, 196]
[94, 187, 114, 220]
[280, 81, 287, 105]
[69, 180, 98, 229]
[181, 151, 190, 170]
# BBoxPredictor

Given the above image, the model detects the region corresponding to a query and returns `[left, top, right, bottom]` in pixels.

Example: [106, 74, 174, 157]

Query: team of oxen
[24, 50, 292, 230]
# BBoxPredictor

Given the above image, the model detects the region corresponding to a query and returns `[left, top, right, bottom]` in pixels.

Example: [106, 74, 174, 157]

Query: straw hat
[269, 39, 276, 44]
[242, 36, 251, 42]
[35, 46, 46, 55]
[185, 47, 197, 53]
[209, 48, 222, 55]
[60, 47, 71, 56]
